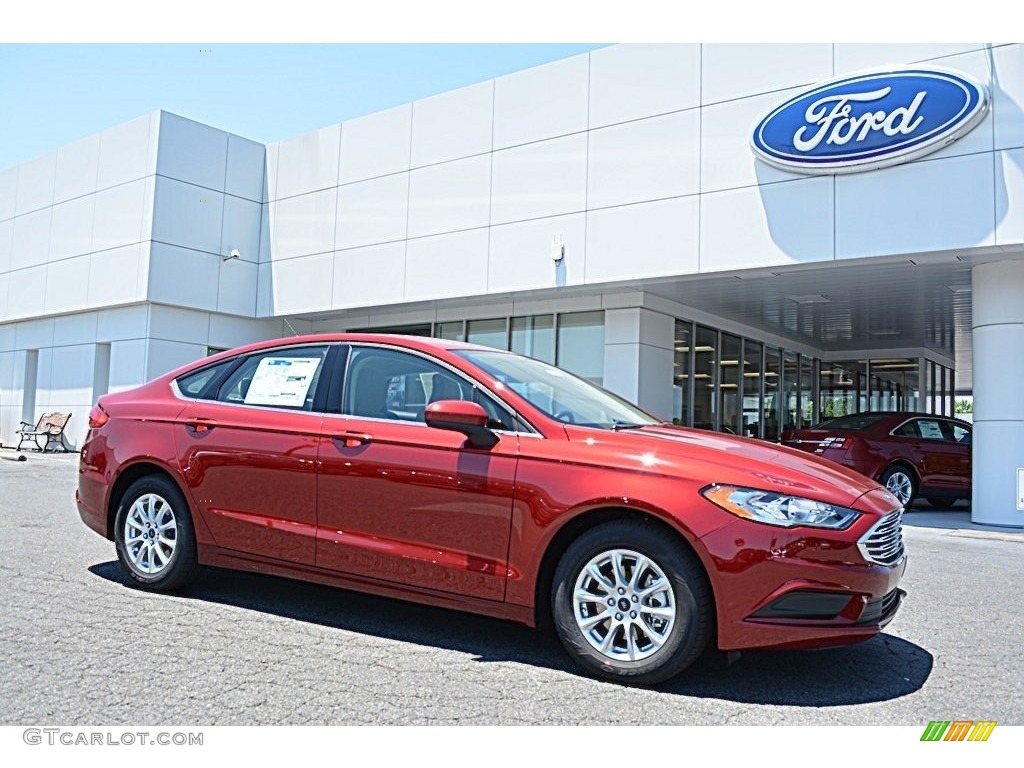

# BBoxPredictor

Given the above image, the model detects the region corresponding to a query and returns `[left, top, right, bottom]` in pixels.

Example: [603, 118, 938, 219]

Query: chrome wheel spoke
[611, 552, 627, 588]
[586, 564, 614, 592]
[640, 604, 674, 619]
[578, 610, 610, 631]
[628, 555, 648, 589]
[625, 623, 638, 661]
[153, 544, 169, 566]
[635, 577, 667, 599]
[599, 623, 619, 654]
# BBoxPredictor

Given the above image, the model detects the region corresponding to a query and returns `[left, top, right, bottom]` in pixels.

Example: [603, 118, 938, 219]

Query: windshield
[457, 349, 661, 429]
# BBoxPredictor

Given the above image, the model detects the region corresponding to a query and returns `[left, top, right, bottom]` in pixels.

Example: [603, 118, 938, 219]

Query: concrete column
[603, 308, 675, 421]
[971, 259, 1024, 528]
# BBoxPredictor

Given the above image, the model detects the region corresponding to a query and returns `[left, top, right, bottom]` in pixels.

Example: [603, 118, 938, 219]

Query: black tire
[880, 464, 918, 507]
[551, 519, 713, 685]
[113, 474, 200, 591]
[926, 497, 957, 509]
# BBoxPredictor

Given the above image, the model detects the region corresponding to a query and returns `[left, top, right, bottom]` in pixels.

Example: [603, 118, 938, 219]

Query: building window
[510, 315, 555, 364]
[799, 355, 816, 427]
[763, 346, 782, 441]
[718, 333, 741, 435]
[742, 340, 763, 438]
[434, 321, 465, 342]
[693, 326, 717, 430]
[556, 311, 605, 385]
[466, 318, 507, 350]
[672, 321, 692, 426]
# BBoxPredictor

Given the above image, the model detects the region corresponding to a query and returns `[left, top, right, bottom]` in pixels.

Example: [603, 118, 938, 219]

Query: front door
[172, 344, 332, 565]
[316, 345, 519, 601]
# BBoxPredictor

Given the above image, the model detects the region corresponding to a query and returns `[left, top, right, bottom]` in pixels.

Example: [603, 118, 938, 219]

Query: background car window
[215, 346, 329, 411]
[947, 422, 972, 444]
[344, 347, 517, 430]
[176, 360, 234, 398]
[816, 414, 888, 431]
[893, 421, 918, 437]
[916, 419, 946, 440]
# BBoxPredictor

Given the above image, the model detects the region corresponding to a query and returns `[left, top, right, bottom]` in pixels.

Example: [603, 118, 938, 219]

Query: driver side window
[343, 347, 517, 430]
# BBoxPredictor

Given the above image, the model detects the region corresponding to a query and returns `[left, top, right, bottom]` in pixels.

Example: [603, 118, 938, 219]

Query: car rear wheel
[114, 475, 200, 591]
[881, 464, 917, 507]
[551, 520, 712, 685]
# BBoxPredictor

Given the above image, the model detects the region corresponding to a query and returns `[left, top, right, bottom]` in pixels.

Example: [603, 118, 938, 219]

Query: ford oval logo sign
[751, 67, 989, 174]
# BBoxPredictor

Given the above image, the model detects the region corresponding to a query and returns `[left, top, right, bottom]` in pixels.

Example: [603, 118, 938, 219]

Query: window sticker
[918, 420, 944, 440]
[244, 357, 322, 407]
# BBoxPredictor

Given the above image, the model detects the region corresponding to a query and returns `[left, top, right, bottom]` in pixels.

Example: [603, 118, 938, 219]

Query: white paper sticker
[244, 357, 322, 408]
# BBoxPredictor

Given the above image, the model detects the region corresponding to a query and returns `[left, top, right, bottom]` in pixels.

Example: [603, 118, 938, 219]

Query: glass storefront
[670, 316, 952, 440]
[431, 310, 605, 385]
[411, 310, 957, 441]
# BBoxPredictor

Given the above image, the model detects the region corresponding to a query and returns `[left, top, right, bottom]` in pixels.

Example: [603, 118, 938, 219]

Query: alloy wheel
[572, 548, 676, 662]
[123, 493, 178, 575]
[885, 471, 914, 506]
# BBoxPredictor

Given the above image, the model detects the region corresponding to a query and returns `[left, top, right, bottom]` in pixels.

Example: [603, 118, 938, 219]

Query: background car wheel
[926, 497, 957, 509]
[114, 474, 200, 591]
[551, 519, 713, 685]
[881, 464, 917, 507]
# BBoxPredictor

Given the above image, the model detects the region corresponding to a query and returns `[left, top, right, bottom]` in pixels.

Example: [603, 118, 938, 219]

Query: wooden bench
[16, 412, 73, 453]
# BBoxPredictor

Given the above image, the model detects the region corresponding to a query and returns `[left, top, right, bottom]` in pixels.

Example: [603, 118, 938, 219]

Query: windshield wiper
[610, 421, 648, 431]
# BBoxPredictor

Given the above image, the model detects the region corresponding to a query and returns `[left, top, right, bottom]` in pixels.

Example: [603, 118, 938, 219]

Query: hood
[564, 423, 887, 510]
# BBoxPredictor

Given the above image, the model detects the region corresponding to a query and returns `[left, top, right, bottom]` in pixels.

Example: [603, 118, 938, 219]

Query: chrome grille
[858, 509, 905, 566]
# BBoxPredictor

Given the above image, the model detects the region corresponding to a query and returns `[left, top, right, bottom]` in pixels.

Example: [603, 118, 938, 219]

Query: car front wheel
[114, 475, 200, 591]
[551, 520, 713, 685]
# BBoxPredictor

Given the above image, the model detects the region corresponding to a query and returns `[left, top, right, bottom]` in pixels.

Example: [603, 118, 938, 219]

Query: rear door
[942, 419, 972, 492]
[893, 417, 962, 491]
[172, 344, 335, 565]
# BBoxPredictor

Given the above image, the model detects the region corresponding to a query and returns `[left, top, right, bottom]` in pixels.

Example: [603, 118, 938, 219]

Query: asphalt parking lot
[1, 452, 1021, 725]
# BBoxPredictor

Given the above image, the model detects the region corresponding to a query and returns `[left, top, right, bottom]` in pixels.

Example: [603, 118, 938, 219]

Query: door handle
[335, 431, 372, 448]
[185, 418, 217, 434]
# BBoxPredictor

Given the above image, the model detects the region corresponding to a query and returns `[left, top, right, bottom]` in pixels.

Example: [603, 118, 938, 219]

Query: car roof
[817, 411, 971, 427]
[205, 332, 499, 361]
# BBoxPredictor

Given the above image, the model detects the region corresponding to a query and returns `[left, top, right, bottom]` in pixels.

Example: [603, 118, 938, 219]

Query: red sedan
[77, 334, 906, 684]
[781, 412, 972, 508]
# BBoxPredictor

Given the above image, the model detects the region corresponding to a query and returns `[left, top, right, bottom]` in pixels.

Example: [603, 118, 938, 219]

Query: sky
[0, 44, 607, 171]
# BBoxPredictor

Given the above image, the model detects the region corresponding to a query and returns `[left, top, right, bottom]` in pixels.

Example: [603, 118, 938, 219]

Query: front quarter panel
[503, 431, 734, 609]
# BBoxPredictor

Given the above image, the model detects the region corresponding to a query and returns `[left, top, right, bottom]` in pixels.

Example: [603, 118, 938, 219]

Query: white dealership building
[0, 43, 1022, 526]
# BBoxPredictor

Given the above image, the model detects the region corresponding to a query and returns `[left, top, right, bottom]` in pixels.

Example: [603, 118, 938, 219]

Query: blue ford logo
[751, 67, 989, 174]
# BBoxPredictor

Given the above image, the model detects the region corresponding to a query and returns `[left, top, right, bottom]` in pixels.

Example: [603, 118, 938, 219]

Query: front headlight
[701, 485, 861, 530]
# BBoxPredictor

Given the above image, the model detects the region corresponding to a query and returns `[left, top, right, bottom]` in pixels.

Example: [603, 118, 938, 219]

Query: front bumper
[698, 514, 907, 651]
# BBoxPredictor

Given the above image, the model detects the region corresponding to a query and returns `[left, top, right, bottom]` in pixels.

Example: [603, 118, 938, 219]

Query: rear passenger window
[893, 421, 918, 437]
[949, 423, 971, 444]
[216, 346, 329, 411]
[176, 360, 234, 399]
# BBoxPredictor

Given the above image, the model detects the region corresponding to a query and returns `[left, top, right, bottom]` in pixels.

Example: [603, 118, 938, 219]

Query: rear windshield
[816, 414, 889, 431]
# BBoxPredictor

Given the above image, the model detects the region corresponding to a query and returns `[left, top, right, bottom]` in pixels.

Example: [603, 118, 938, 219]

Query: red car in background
[781, 412, 972, 508]
[77, 334, 906, 685]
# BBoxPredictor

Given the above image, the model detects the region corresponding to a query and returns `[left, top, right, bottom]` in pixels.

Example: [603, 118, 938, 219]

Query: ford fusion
[77, 334, 906, 684]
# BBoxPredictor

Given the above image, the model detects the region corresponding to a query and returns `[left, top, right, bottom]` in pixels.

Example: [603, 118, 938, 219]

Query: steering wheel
[553, 410, 576, 424]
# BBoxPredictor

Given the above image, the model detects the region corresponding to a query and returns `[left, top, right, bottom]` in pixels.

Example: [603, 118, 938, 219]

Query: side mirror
[424, 400, 498, 448]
